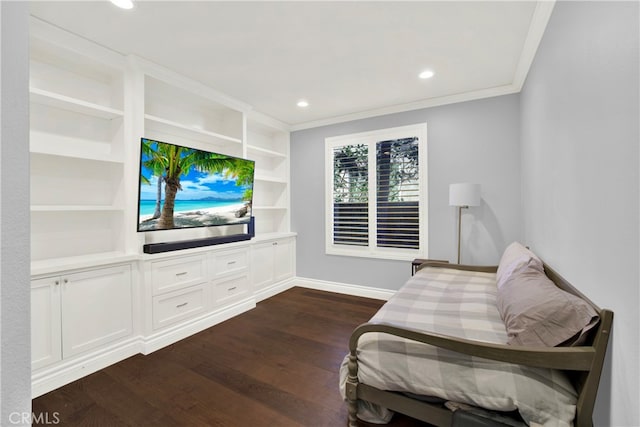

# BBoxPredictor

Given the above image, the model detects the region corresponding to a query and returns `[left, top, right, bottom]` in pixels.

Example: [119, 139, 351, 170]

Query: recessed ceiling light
[110, 0, 134, 10]
[419, 70, 435, 79]
[297, 100, 309, 108]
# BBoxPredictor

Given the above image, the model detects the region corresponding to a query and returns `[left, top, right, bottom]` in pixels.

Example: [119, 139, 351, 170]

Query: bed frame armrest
[349, 322, 598, 371]
[415, 261, 498, 274]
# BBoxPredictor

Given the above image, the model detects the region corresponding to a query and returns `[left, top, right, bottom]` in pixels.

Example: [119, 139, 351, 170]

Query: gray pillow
[496, 266, 599, 347]
[495, 242, 544, 290]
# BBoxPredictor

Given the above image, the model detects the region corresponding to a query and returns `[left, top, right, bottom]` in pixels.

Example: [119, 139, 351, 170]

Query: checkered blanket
[339, 266, 577, 426]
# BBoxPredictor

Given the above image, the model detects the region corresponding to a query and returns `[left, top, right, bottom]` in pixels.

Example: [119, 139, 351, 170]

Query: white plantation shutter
[326, 124, 427, 260]
[332, 144, 369, 246]
[376, 138, 420, 249]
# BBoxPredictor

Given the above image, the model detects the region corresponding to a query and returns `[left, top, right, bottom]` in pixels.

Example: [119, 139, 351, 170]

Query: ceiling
[28, 1, 554, 130]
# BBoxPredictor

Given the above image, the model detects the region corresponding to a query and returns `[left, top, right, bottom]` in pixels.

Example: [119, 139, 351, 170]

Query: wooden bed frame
[345, 261, 613, 427]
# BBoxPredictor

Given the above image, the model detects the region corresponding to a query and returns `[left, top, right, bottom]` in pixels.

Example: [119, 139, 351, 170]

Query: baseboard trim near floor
[293, 277, 395, 301]
[31, 337, 142, 398]
[141, 297, 257, 355]
[253, 277, 296, 303]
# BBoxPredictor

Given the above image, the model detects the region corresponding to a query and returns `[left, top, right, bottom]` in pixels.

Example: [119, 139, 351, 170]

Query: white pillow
[496, 242, 543, 289]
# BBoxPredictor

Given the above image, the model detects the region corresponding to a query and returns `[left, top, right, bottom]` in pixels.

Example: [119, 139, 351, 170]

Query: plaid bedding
[339, 266, 578, 426]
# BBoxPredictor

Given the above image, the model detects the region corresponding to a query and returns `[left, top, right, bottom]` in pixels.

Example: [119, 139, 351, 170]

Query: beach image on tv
[137, 138, 254, 231]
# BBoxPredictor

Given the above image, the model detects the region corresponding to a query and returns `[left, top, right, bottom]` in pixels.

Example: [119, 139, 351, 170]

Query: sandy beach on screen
[138, 202, 249, 231]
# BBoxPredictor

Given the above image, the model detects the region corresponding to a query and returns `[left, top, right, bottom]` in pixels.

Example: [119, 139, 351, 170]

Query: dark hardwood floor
[33, 287, 431, 426]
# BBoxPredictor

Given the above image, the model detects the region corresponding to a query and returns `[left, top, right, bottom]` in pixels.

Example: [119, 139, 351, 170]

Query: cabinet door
[273, 238, 294, 283]
[251, 242, 275, 290]
[31, 277, 62, 370]
[61, 265, 133, 358]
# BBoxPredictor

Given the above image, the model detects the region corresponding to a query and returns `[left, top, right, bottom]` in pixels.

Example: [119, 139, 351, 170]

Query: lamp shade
[449, 183, 481, 207]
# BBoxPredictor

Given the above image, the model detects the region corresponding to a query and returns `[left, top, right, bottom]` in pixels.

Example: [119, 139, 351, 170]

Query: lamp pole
[457, 205, 467, 264]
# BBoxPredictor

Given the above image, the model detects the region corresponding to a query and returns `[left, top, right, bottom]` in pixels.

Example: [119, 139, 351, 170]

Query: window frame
[324, 123, 428, 260]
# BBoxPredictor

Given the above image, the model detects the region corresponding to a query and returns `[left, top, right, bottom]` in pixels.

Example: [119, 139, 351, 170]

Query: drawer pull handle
[228, 286, 237, 291]
[227, 261, 236, 265]
[176, 302, 189, 308]
[175, 272, 188, 277]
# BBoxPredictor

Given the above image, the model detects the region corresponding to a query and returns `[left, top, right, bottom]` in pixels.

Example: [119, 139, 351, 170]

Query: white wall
[0, 2, 31, 426]
[291, 94, 522, 289]
[520, 1, 639, 425]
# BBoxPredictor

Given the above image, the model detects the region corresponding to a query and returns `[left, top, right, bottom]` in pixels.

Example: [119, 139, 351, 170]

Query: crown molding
[512, 0, 556, 91]
[290, 84, 520, 132]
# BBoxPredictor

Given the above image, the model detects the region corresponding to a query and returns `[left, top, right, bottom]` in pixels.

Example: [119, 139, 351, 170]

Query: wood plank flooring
[33, 287, 431, 426]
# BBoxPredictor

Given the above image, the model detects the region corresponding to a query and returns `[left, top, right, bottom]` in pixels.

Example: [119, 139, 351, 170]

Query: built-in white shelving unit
[29, 19, 128, 268]
[137, 63, 251, 246]
[247, 112, 291, 235]
[143, 74, 244, 157]
[28, 17, 296, 399]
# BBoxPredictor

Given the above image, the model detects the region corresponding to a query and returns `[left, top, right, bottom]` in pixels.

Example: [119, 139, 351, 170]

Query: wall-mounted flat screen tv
[137, 138, 255, 232]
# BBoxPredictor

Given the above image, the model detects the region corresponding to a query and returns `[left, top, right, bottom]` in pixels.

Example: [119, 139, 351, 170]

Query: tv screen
[137, 138, 255, 232]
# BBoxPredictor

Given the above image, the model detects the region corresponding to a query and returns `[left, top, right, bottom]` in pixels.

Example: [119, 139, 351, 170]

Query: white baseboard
[293, 276, 395, 301]
[141, 297, 256, 355]
[253, 277, 296, 303]
[31, 337, 142, 398]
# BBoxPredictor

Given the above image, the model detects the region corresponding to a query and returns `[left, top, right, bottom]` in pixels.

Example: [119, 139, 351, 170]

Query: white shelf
[247, 144, 287, 159]
[31, 205, 123, 212]
[251, 232, 297, 243]
[31, 252, 140, 277]
[30, 87, 124, 120]
[254, 174, 288, 184]
[144, 114, 242, 146]
[29, 146, 123, 164]
[252, 206, 287, 211]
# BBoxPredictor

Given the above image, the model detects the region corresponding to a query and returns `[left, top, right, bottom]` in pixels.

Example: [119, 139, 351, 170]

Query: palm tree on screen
[140, 140, 166, 219]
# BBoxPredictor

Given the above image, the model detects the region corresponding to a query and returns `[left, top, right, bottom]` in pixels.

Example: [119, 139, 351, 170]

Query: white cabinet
[144, 246, 253, 333]
[147, 254, 210, 331]
[61, 266, 133, 358]
[273, 238, 295, 283]
[31, 278, 62, 370]
[251, 242, 276, 290]
[211, 248, 251, 306]
[251, 237, 295, 293]
[31, 264, 133, 370]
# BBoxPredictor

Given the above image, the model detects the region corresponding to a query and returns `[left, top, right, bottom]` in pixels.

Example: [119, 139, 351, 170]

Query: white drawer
[214, 274, 249, 305]
[150, 255, 207, 295]
[212, 249, 248, 278]
[152, 284, 207, 330]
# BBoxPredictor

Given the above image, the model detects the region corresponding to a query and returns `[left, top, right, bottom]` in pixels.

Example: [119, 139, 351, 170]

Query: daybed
[340, 243, 613, 427]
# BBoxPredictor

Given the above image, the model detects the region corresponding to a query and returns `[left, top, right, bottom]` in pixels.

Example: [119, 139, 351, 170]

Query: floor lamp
[449, 183, 481, 264]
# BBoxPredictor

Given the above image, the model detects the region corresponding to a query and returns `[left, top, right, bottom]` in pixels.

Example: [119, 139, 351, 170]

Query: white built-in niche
[247, 113, 291, 236]
[29, 21, 131, 270]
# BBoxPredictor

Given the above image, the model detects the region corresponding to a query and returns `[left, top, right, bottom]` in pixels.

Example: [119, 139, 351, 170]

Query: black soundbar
[143, 233, 252, 254]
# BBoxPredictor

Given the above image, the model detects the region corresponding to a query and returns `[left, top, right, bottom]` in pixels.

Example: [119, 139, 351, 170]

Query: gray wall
[520, 1, 639, 425]
[291, 94, 522, 289]
[0, 2, 31, 425]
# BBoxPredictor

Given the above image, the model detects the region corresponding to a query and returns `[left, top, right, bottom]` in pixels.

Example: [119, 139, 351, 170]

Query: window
[325, 124, 427, 260]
